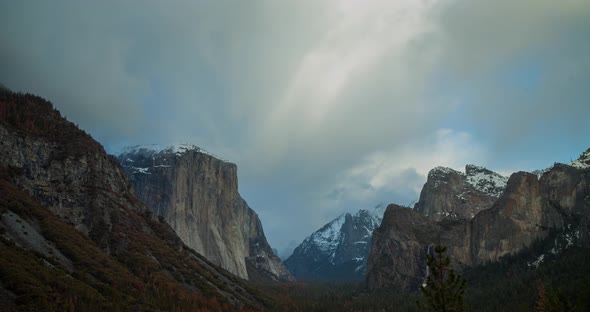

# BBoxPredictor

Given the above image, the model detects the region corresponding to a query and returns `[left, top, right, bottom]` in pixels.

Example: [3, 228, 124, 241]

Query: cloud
[429, 0, 590, 155]
[326, 128, 485, 207]
[1, 0, 588, 250]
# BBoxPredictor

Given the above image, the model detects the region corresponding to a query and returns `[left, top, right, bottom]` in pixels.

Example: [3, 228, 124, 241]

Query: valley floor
[263, 243, 590, 311]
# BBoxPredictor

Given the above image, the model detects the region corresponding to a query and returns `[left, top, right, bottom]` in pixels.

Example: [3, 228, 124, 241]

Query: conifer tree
[418, 244, 466, 312]
[535, 280, 572, 312]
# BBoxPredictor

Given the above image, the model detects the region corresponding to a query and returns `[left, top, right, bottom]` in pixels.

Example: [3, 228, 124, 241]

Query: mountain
[284, 205, 385, 281]
[0, 89, 274, 310]
[367, 151, 590, 291]
[414, 165, 508, 221]
[284, 164, 507, 282]
[117, 144, 294, 283]
[569, 148, 590, 169]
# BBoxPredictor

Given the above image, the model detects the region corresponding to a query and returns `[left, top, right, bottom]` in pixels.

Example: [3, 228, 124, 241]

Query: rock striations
[367, 154, 590, 291]
[414, 165, 507, 221]
[0, 90, 274, 310]
[285, 205, 385, 281]
[118, 145, 293, 282]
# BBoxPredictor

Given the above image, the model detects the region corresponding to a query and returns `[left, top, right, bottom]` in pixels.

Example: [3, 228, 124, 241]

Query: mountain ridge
[284, 204, 385, 281]
[118, 143, 294, 282]
[0, 89, 274, 310]
[415, 164, 507, 221]
[367, 151, 590, 291]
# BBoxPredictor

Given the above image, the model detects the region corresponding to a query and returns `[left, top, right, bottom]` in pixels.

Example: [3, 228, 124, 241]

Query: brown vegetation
[0, 89, 275, 310]
[0, 89, 104, 159]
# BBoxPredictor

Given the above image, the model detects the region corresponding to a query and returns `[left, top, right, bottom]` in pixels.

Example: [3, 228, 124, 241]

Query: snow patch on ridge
[465, 164, 508, 198]
[529, 254, 545, 268]
[430, 166, 458, 176]
[528, 149, 589, 176]
[121, 143, 229, 162]
[429, 167, 460, 188]
[429, 166, 460, 181]
[130, 167, 150, 174]
[291, 204, 385, 269]
[427, 165, 508, 198]
[308, 214, 345, 254]
[569, 149, 590, 169]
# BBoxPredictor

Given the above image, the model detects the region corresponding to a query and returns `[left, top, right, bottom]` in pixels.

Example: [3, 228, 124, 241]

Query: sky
[1, 0, 589, 257]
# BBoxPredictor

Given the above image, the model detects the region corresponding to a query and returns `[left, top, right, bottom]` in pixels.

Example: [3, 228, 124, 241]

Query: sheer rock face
[0, 92, 278, 308]
[366, 205, 440, 290]
[414, 165, 507, 221]
[367, 162, 590, 291]
[469, 172, 558, 265]
[0, 124, 140, 247]
[118, 146, 293, 282]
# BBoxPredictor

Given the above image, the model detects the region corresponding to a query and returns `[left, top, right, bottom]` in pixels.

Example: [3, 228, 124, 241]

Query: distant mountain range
[285, 163, 511, 282]
[368, 148, 590, 290]
[284, 205, 384, 281]
[286, 151, 590, 287]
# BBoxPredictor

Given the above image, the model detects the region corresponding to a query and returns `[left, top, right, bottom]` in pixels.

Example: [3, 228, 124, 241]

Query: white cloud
[271, 0, 437, 124]
[331, 128, 485, 204]
[244, 0, 445, 172]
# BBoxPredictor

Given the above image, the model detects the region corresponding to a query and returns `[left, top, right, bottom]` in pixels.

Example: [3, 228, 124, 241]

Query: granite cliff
[0, 90, 274, 309]
[414, 165, 507, 221]
[118, 145, 294, 282]
[367, 153, 590, 291]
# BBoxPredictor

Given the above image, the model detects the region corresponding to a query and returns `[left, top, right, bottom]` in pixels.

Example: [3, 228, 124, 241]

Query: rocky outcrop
[288, 163, 507, 283]
[285, 205, 384, 281]
[367, 155, 590, 291]
[414, 165, 507, 221]
[469, 172, 559, 264]
[0, 90, 273, 309]
[367, 205, 438, 290]
[118, 145, 293, 282]
[0, 109, 138, 250]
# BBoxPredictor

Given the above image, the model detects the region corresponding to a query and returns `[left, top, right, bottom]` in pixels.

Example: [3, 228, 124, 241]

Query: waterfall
[421, 244, 433, 288]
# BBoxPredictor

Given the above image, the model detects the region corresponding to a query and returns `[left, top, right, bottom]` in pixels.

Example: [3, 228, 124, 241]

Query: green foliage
[418, 245, 466, 312]
[463, 229, 590, 311]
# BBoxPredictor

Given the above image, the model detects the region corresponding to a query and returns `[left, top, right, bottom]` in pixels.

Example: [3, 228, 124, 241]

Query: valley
[1, 88, 589, 310]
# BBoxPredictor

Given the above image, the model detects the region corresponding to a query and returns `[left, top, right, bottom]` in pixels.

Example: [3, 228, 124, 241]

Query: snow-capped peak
[569, 148, 590, 169]
[465, 164, 508, 198]
[429, 166, 460, 177]
[119, 143, 231, 162]
[121, 143, 205, 156]
[298, 205, 385, 257]
[285, 205, 386, 279]
[426, 165, 507, 197]
[305, 214, 346, 254]
[529, 148, 590, 176]
[118, 143, 231, 175]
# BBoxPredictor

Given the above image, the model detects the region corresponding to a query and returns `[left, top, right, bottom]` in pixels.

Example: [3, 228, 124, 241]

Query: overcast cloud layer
[1, 0, 589, 254]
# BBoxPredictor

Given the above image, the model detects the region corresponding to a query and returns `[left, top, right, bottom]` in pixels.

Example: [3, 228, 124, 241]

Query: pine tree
[535, 280, 573, 312]
[418, 244, 466, 312]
